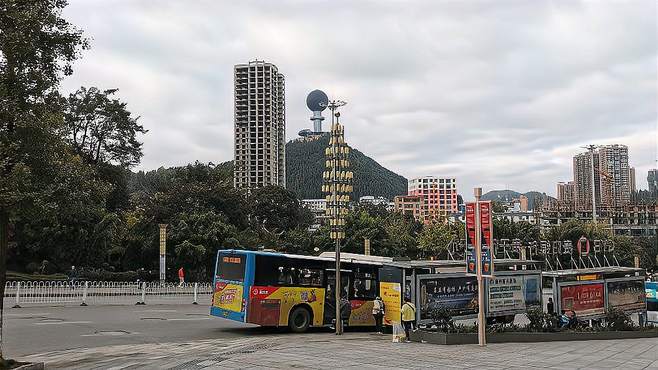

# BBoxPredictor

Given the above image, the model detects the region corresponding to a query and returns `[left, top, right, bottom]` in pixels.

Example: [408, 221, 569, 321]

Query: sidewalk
[21, 332, 658, 369]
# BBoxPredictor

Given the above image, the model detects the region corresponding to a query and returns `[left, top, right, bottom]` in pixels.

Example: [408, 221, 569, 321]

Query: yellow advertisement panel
[213, 283, 243, 312]
[348, 300, 376, 326]
[251, 286, 326, 327]
[380, 282, 401, 325]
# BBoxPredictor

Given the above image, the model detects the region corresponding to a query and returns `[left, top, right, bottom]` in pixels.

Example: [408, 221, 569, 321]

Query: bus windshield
[217, 252, 246, 282]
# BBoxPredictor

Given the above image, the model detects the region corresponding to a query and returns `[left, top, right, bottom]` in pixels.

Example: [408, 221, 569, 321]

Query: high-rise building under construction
[233, 60, 286, 190]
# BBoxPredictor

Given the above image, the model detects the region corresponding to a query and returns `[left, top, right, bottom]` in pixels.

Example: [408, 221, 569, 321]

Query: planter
[410, 329, 658, 345]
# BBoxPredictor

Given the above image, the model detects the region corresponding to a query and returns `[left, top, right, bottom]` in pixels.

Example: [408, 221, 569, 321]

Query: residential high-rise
[649, 169, 658, 195]
[598, 144, 630, 207]
[407, 176, 458, 222]
[556, 181, 575, 208]
[233, 60, 286, 190]
[573, 145, 631, 210]
[518, 195, 529, 212]
[573, 151, 601, 210]
[629, 167, 636, 193]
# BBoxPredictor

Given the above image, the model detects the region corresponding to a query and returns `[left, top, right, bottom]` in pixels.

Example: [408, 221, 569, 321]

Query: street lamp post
[322, 99, 352, 335]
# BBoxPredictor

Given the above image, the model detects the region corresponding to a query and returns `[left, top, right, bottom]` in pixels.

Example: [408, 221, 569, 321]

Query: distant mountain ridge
[481, 189, 554, 211]
[286, 134, 408, 200]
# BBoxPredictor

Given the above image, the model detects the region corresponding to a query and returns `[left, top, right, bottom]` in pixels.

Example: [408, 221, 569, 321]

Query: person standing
[372, 296, 385, 334]
[547, 297, 555, 315]
[401, 297, 416, 342]
[178, 267, 185, 286]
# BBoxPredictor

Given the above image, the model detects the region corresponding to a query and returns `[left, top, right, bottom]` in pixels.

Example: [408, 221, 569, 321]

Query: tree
[248, 186, 311, 234]
[0, 0, 87, 361]
[63, 86, 146, 167]
[418, 221, 454, 259]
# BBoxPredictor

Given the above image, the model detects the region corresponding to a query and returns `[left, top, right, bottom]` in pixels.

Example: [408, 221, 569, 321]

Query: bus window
[299, 268, 324, 287]
[353, 273, 377, 299]
[277, 267, 298, 285]
[217, 253, 246, 282]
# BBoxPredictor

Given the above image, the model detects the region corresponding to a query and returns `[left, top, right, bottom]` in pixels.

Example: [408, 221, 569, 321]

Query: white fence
[4, 281, 213, 307]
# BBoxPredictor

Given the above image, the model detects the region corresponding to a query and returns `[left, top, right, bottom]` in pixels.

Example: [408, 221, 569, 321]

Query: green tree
[0, 0, 87, 360]
[418, 221, 454, 258]
[248, 186, 312, 234]
[63, 86, 146, 167]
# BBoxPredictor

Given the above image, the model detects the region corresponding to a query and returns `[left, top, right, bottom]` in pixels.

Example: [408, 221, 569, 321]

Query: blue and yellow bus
[210, 249, 399, 332]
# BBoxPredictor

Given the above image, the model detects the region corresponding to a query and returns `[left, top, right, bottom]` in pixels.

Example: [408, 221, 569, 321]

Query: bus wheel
[289, 306, 311, 333]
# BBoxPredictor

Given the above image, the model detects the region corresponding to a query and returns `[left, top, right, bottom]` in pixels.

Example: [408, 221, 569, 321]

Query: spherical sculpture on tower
[306, 89, 328, 112]
[306, 90, 329, 133]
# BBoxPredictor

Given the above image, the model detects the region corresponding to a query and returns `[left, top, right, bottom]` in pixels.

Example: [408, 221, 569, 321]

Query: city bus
[210, 249, 394, 332]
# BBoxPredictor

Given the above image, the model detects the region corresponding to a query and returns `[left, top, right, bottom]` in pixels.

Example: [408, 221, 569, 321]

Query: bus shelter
[388, 259, 543, 325]
[543, 267, 646, 320]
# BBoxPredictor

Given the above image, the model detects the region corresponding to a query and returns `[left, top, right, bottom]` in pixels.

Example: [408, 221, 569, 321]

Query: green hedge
[7, 271, 68, 281]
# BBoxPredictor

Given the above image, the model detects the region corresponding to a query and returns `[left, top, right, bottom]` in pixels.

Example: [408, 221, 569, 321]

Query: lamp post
[322, 99, 352, 335]
[474, 188, 486, 346]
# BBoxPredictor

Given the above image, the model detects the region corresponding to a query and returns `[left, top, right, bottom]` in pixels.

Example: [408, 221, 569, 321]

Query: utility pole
[474, 187, 486, 346]
[322, 99, 351, 335]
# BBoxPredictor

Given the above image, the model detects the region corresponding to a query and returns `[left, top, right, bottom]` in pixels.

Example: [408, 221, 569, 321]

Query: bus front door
[324, 271, 351, 326]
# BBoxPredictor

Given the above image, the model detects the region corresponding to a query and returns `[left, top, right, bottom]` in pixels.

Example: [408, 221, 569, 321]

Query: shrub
[525, 308, 558, 332]
[25, 262, 40, 274]
[429, 306, 455, 332]
[605, 308, 635, 331]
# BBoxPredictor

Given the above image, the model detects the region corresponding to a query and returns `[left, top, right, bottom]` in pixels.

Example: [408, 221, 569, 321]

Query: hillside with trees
[286, 134, 408, 200]
[481, 190, 555, 210]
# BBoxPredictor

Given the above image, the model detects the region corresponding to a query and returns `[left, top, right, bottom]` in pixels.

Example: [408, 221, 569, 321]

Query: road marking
[168, 317, 211, 321]
[135, 309, 177, 313]
[35, 321, 92, 325]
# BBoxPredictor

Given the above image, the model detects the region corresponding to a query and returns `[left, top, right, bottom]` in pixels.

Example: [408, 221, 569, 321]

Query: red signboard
[479, 201, 492, 247]
[560, 283, 605, 317]
[465, 203, 476, 246]
[465, 201, 494, 276]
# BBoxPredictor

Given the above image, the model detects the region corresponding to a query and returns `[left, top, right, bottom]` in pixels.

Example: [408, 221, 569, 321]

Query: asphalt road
[3, 304, 268, 357]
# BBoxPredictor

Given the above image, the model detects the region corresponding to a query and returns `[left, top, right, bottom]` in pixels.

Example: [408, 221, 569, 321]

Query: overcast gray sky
[61, 0, 657, 196]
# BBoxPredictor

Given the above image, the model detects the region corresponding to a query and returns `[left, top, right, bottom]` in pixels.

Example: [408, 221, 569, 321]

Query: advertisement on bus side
[248, 286, 325, 327]
[213, 282, 244, 312]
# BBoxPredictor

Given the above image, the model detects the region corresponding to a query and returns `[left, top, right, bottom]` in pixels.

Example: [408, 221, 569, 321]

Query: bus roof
[219, 250, 541, 271]
[218, 249, 386, 267]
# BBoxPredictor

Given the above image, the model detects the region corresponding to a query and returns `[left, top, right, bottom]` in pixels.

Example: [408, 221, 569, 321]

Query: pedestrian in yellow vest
[401, 297, 416, 342]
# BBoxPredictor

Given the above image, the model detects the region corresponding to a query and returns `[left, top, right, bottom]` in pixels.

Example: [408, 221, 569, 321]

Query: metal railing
[4, 281, 213, 307]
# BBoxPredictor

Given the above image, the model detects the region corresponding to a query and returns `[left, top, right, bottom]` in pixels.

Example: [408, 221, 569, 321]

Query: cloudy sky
[61, 0, 657, 197]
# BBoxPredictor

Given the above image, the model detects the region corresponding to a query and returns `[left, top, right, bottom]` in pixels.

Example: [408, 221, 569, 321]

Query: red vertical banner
[465, 203, 477, 274]
[479, 201, 494, 276]
[479, 201, 492, 247]
[465, 203, 476, 245]
[465, 201, 494, 277]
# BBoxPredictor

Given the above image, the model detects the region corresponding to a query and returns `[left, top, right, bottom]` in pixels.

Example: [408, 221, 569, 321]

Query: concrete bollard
[193, 282, 198, 305]
[81, 281, 88, 306]
[13, 281, 22, 308]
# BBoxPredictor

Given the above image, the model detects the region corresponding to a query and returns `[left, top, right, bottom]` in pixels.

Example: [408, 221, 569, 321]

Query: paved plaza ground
[18, 332, 658, 369]
[7, 305, 658, 369]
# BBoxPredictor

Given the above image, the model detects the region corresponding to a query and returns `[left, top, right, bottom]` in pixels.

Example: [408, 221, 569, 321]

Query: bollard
[13, 281, 21, 308]
[81, 281, 88, 306]
[193, 282, 198, 305]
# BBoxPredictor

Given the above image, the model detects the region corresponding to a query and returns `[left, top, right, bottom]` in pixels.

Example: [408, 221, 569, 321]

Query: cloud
[60, 0, 657, 196]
